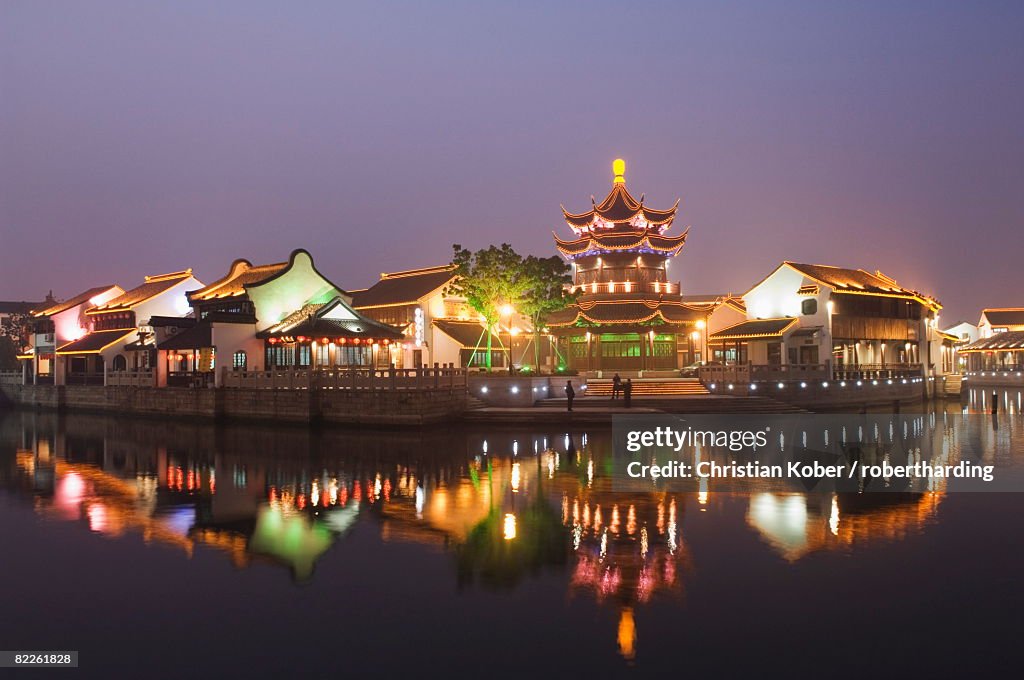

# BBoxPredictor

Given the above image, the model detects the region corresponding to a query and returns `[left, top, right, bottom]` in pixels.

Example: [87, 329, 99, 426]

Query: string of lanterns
[266, 336, 391, 346]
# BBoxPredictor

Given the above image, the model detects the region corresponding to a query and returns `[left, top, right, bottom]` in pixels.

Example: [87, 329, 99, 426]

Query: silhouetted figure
[991, 391, 999, 415]
[611, 373, 622, 400]
[623, 378, 633, 408]
[565, 380, 575, 412]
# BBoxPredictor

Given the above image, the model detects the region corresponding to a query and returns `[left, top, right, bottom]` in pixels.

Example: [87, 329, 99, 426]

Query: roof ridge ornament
[612, 158, 625, 184]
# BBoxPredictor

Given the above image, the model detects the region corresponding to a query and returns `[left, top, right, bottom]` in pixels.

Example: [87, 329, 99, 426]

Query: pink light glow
[54, 472, 86, 520]
[87, 503, 108, 532]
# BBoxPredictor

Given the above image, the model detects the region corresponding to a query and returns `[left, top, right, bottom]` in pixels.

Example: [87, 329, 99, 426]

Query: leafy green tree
[518, 255, 574, 371]
[446, 244, 530, 371]
[447, 245, 574, 372]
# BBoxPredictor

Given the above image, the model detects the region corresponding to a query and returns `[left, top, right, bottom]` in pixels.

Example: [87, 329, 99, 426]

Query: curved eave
[547, 308, 689, 327]
[562, 187, 679, 229]
[547, 300, 702, 327]
[553, 229, 688, 258]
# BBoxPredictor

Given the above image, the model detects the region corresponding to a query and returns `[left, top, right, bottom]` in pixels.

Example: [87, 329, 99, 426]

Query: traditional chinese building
[177, 249, 402, 385]
[352, 265, 531, 369]
[19, 285, 123, 384]
[55, 270, 200, 385]
[545, 160, 705, 373]
[709, 262, 944, 377]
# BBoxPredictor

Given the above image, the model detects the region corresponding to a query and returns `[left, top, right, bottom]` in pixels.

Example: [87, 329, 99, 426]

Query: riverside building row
[7, 159, 986, 388]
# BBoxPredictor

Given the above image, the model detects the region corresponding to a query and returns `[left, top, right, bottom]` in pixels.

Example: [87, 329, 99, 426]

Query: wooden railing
[106, 369, 156, 387]
[0, 370, 23, 386]
[831, 363, 922, 380]
[700, 363, 923, 384]
[221, 366, 468, 391]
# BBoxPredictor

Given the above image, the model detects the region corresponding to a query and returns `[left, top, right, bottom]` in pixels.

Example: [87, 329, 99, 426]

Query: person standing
[623, 378, 633, 408]
[611, 373, 621, 400]
[565, 380, 575, 412]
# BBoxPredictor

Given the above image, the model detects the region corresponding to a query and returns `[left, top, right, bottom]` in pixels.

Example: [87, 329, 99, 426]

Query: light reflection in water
[1, 391, 1022, 662]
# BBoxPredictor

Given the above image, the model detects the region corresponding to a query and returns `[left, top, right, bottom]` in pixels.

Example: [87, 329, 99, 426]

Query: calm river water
[1, 386, 1022, 677]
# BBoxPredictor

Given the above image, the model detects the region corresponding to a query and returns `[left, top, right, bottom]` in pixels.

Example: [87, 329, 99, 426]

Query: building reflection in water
[1, 391, 1019, 661]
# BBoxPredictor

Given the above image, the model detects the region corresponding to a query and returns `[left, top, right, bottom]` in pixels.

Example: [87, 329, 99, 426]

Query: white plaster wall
[707, 304, 746, 335]
[743, 265, 832, 365]
[212, 323, 263, 371]
[133, 276, 202, 324]
[944, 322, 979, 344]
[430, 326, 463, 366]
[246, 251, 346, 331]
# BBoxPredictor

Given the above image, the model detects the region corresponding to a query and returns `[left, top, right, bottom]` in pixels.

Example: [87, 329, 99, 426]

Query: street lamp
[695, 319, 707, 363]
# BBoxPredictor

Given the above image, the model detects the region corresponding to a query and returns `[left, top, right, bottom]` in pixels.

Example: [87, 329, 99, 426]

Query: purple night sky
[2, 1, 1022, 324]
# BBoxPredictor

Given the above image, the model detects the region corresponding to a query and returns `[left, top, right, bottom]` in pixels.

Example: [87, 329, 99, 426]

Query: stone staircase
[939, 374, 963, 397]
[465, 395, 489, 411]
[584, 378, 709, 397]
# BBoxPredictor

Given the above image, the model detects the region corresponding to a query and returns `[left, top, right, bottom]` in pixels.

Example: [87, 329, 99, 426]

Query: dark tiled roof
[0, 300, 42, 315]
[433, 320, 502, 348]
[351, 266, 457, 308]
[710, 318, 798, 340]
[258, 299, 403, 340]
[31, 286, 120, 317]
[981, 309, 1024, 326]
[159, 322, 213, 350]
[960, 330, 1024, 352]
[149, 316, 197, 328]
[783, 262, 936, 304]
[56, 328, 136, 354]
[188, 259, 289, 301]
[89, 271, 193, 314]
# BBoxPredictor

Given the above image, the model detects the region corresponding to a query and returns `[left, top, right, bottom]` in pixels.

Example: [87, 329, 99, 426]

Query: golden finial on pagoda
[612, 158, 626, 184]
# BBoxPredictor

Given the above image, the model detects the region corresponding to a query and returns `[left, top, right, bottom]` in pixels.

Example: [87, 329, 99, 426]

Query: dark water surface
[1, 388, 1022, 678]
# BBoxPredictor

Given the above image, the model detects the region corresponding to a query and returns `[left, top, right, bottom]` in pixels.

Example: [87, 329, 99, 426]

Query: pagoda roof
[188, 259, 289, 302]
[554, 228, 688, 258]
[31, 285, 121, 318]
[561, 160, 679, 231]
[88, 271, 194, 315]
[351, 265, 457, 308]
[545, 299, 705, 327]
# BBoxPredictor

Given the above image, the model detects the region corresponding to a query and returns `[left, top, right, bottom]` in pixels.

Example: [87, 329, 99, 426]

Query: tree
[0, 312, 30, 370]
[518, 255, 574, 371]
[447, 244, 531, 371]
[447, 245, 574, 372]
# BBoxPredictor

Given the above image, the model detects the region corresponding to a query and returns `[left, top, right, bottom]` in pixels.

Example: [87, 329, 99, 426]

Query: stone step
[584, 379, 709, 397]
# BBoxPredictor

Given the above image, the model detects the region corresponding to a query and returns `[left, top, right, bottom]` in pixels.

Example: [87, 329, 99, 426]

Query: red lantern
[338, 337, 347, 345]
[297, 336, 307, 343]
[320, 337, 330, 344]
[382, 339, 390, 346]
[268, 337, 279, 345]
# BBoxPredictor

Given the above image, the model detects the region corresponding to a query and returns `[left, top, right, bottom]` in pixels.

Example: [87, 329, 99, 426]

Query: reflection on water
[1, 388, 1022, 669]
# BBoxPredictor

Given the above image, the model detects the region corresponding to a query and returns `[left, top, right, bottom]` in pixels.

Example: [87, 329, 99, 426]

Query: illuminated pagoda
[546, 159, 704, 372]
